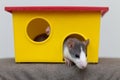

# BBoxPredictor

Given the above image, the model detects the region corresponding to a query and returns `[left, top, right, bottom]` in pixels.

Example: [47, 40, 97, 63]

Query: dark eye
[75, 54, 79, 58]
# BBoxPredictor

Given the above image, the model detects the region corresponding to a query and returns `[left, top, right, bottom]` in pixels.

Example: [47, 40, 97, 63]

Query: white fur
[74, 47, 87, 69]
[64, 46, 87, 69]
[64, 46, 73, 60]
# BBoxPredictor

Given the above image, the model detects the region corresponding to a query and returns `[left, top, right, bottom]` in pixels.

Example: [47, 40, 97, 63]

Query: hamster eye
[75, 54, 80, 58]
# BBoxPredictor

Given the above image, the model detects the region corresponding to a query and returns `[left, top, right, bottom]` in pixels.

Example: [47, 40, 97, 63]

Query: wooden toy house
[5, 6, 108, 63]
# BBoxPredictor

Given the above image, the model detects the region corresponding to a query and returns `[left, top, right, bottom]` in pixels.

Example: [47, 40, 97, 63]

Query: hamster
[34, 33, 49, 42]
[63, 38, 89, 69]
[34, 27, 50, 42]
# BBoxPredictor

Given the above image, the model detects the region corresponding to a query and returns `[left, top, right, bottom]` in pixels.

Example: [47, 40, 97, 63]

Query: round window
[27, 18, 51, 42]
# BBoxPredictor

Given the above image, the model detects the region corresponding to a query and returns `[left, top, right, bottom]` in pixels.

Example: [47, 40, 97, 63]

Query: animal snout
[81, 64, 87, 69]
[75, 60, 87, 69]
[81, 61, 87, 68]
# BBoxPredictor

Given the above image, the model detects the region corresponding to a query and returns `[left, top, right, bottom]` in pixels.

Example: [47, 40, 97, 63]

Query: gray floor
[0, 58, 120, 80]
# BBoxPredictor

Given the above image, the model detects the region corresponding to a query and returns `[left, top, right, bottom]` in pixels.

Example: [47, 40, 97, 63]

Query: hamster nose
[80, 62, 87, 69]
[81, 65, 87, 69]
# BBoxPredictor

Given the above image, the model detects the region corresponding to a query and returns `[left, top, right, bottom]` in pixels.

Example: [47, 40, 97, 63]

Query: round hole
[27, 18, 50, 42]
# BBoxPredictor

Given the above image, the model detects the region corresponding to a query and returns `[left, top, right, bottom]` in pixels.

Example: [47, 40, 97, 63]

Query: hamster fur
[63, 38, 89, 69]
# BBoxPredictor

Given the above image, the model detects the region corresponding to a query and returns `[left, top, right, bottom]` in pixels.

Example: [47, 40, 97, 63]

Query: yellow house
[5, 6, 108, 63]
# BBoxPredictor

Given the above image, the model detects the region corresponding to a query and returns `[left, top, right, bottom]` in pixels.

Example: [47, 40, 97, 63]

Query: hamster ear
[67, 39, 75, 49]
[83, 39, 90, 47]
[45, 26, 50, 35]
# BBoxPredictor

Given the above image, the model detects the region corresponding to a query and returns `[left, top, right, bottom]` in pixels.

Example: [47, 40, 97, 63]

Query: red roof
[5, 6, 109, 16]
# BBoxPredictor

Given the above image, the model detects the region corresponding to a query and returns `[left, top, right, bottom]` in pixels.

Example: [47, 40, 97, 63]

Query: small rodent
[34, 27, 50, 42]
[34, 33, 49, 42]
[63, 38, 89, 69]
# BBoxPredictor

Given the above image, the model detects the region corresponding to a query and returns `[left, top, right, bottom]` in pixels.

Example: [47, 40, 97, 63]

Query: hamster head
[66, 38, 89, 69]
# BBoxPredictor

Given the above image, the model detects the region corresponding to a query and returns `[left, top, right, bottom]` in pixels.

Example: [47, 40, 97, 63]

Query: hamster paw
[64, 58, 73, 67]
